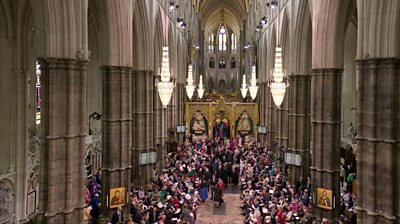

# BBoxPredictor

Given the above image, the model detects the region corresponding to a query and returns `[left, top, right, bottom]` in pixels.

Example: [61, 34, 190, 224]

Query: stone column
[37, 58, 88, 224]
[176, 83, 185, 143]
[167, 87, 177, 136]
[265, 86, 276, 149]
[288, 74, 311, 184]
[355, 58, 399, 224]
[310, 68, 342, 222]
[132, 70, 154, 185]
[275, 92, 289, 148]
[145, 70, 154, 150]
[153, 73, 168, 170]
[101, 66, 132, 218]
[258, 83, 267, 145]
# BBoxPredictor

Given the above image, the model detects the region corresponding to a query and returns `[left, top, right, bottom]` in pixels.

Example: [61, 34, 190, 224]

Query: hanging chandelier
[197, 75, 205, 99]
[157, 46, 174, 107]
[186, 64, 195, 100]
[269, 47, 288, 108]
[240, 74, 248, 98]
[249, 65, 258, 100]
[219, 9, 226, 34]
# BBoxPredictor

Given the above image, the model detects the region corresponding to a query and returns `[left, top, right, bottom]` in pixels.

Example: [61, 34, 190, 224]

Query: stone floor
[196, 185, 244, 224]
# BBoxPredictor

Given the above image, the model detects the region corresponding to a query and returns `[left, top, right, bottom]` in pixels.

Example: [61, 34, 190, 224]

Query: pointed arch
[267, 26, 277, 80]
[280, 8, 290, 73]
[154, 8, 163, 73]
[133, 0, 150, 69]
[292, 0, 312, 74]
[0, 0, 14, 38]
[279, 7, 290, 47]
[32, 0, 89, 58]
[312, 0, 356, 68]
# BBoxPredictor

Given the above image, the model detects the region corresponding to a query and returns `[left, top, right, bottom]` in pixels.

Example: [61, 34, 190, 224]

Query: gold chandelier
[186, 64, 195, 100]
[240, 74, 248, 98]
[197, 74, 204, 99]
[157, 46, 174, 107]
[269, 47, 288, 108]
[249, 65, 258, 100]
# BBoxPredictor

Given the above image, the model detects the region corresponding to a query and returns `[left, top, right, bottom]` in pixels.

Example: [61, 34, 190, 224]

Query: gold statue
[237, 112, 251, 134]
[192, 111, 206, 134]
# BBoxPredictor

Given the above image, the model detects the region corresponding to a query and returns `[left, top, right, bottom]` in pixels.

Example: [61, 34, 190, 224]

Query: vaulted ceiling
[193, 0, 251, 36]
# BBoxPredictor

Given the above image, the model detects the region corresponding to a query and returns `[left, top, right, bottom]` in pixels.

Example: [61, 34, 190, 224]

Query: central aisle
[196, 185, 243, 224]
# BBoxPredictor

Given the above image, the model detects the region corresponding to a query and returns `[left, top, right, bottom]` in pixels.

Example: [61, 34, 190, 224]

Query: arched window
[208, 33, 214, 52]
[218, 25, 227, 51]
[35, 61, 41, 124]
[231, 33, 236, 51]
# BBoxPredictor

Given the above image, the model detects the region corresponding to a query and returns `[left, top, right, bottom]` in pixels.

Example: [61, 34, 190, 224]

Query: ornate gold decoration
[184, 98, 259, 137]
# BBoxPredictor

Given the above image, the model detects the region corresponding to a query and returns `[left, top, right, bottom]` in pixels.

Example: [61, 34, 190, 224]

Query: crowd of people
[236, 143, 313, 224]
[83, 135, 357, 224]
[124, 136, 251, 223]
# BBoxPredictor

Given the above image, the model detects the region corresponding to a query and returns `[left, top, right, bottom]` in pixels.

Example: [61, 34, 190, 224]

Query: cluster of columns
[33, 0, 187, 222]
[37, 58, 88, 223]
[356, 58, 399, 223]
[257, 1, 400, 223]
[132, 69, 155, 185]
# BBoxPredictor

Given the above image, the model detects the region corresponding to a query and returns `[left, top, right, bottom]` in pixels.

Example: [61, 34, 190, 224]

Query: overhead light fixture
[261, 16, 268, 25]
[197, 75, 205, 99]
[157, 46, 175, 107]
[219, 24, 226, 34]
[177, 17, 183, 25]
[240, 74, 248, 98]
[249, 65, 258, 100]
[181, 22, 187, 28]
[186, 64, 195, 100]
[269, 47, 288, 108]
[267, 1, 278, 9]
[219, 9, 226, 34]
[169, 2, 175, 12]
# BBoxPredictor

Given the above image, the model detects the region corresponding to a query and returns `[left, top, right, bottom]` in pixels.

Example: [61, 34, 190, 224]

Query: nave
[0, 0, 399, 224]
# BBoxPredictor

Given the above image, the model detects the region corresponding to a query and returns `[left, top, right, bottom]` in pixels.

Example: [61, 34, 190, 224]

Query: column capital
[133, 69, 154, 76]
[355, 57, 400, 68]
[101, 65, 134, 73]
[311, 68, 343, 76]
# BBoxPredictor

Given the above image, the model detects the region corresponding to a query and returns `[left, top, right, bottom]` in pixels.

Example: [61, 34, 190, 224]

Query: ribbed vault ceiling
[194, 0, 250, 36]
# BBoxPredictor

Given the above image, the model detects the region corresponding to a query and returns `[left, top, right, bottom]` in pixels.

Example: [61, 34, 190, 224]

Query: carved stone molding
[0, 179, 14, 223]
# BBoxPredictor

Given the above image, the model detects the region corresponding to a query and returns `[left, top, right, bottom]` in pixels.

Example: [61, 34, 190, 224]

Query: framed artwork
[109, 187, 125, 208]
[26, 190, 36, 215]
[316, 188, 333, 210]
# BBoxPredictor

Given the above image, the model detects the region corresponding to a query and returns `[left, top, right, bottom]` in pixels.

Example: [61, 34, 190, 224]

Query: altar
[184, 98, 259, 139]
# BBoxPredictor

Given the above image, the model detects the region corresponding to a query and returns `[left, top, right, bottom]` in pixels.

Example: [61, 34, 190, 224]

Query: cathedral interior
[0, 0, 399, 223]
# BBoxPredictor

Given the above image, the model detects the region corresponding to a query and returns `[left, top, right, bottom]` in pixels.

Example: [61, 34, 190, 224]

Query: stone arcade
[0, 0, 398, 223]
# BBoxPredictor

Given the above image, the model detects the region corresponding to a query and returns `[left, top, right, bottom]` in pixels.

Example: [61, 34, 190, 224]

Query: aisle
[196, 185, 243, 224]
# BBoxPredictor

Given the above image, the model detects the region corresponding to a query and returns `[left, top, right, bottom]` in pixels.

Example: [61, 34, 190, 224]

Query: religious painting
[213, 110, 230, 139]
[190, 111, 208, 136]
[109, 187, 125, 208]
[235, 110, 253, 136]
[26, 190, 36, 216]
[316, 188, 333, 210]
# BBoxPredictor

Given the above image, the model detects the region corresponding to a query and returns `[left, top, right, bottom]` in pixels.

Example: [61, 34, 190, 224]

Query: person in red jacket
[275, 206, 285, 224]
